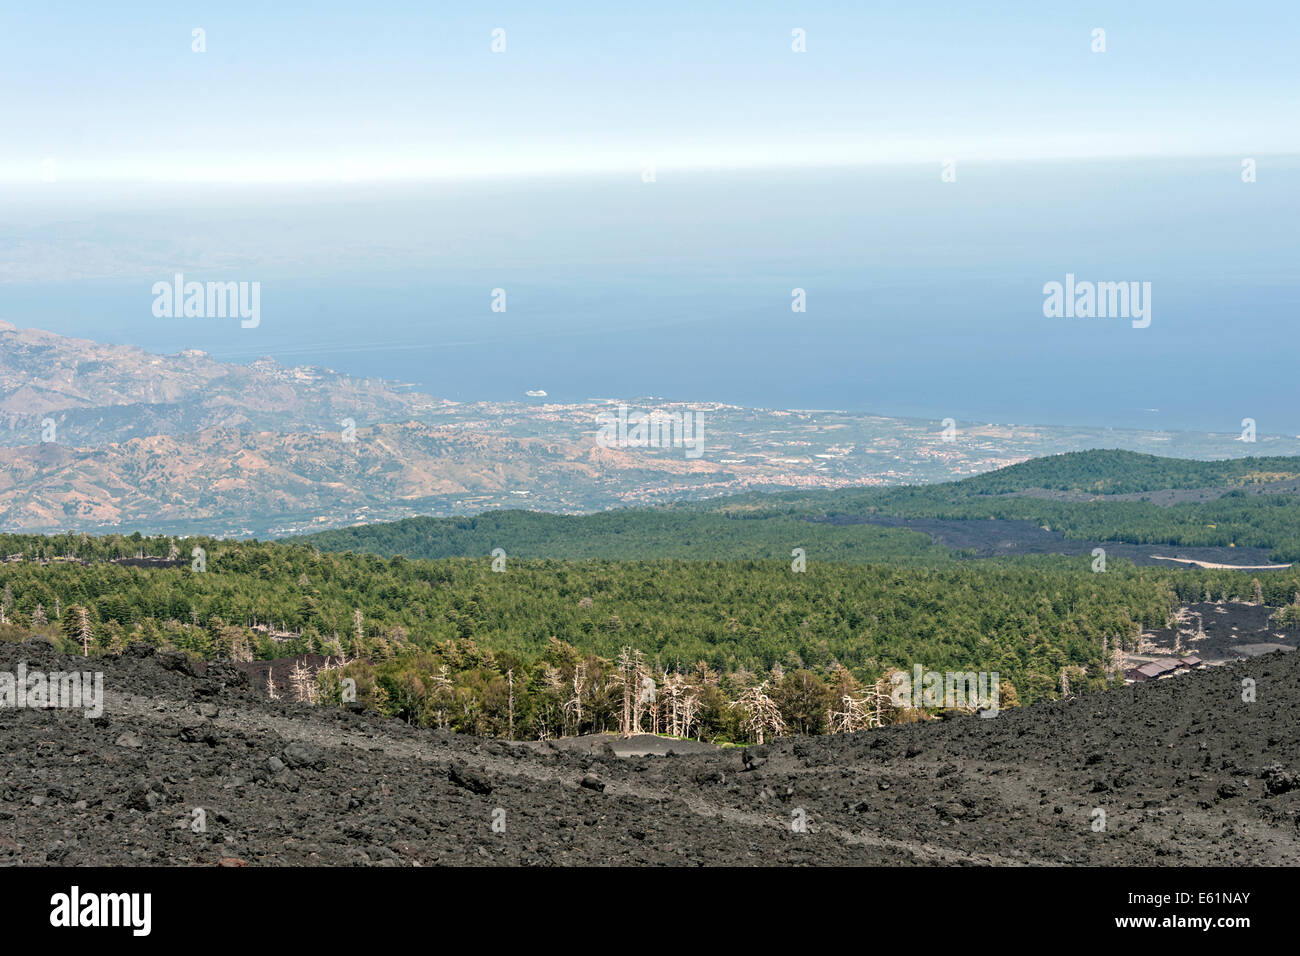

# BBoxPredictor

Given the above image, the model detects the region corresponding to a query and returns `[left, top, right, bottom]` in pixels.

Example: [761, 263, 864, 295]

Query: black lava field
[4, 639, 1298, 866]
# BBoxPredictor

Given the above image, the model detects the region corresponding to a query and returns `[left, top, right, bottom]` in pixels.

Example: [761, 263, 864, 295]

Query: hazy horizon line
[5, 150, 1296, 189]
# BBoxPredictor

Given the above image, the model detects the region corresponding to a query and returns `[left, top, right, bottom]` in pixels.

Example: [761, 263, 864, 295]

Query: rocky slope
[3, 639, 1297, 866]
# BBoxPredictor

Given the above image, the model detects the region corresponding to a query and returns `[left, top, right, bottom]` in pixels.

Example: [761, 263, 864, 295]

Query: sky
[1, 1, 1298, 184]
[0, 4, 1297, 434]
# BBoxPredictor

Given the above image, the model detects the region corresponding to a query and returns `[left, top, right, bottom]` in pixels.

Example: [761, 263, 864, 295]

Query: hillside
[937, 449, 1300, 496]
[4, 636, 1297, 865]
[0, 423, 607, 536]
[7, 523, 1300, 726]
[0, 530, 1190, 706]
[6, 324, 1300, 537]
[295, 507, 949, 563]
[301, 450, 1300, 564]
[0, 320, 431, 445]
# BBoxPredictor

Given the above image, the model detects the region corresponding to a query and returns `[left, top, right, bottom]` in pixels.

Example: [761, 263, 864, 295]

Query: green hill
[293, 507, 950, 564]
[946, 449, 1300, 496]
[298, 450, 1300, 563]
[11, 447, 1300, 742]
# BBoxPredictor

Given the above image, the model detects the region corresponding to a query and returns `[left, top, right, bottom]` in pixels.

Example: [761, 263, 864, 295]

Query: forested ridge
[294, 508, 952, 563]
[5, 526, 1300, 742]
[7, 451, 1300, 742]
[937, 449, 1300, 495]
[300, 450, 1300, 563]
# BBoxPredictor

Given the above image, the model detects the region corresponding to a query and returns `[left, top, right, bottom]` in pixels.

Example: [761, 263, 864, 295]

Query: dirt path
[1149, 555, 1292, 570]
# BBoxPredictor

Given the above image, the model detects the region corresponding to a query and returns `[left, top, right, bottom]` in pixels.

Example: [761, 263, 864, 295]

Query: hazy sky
[2, 3, 1297, 433]
[2, 1, 1297, 183]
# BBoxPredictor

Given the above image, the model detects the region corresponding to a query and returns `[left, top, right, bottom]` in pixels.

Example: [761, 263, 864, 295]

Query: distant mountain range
[0, 321, 431, 443]
[3, 321, 1300, 537]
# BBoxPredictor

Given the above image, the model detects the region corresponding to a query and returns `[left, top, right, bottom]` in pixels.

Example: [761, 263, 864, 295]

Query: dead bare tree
[1059, 665, 1086, 700]
[289, 657, 319, 705]
[615, 647, 650, 737]
[862, 675, 895, 728]
[662, 672, 686, 737]
[829, 693, 873, 734]
[78, 606, 92, 656]
[428, 665, 453, 730]
[228, 627, 253, 663]
[1108, 635, 1126, 681]
[680, 687, 701, 740]
[562, 661, 587, 736]
[615, 648, 634, 736]
[632, 652, 652, 735]
[730, 680, 786, 745]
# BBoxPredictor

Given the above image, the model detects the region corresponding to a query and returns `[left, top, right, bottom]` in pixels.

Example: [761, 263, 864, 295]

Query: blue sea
[1, 157, 1297, 434]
